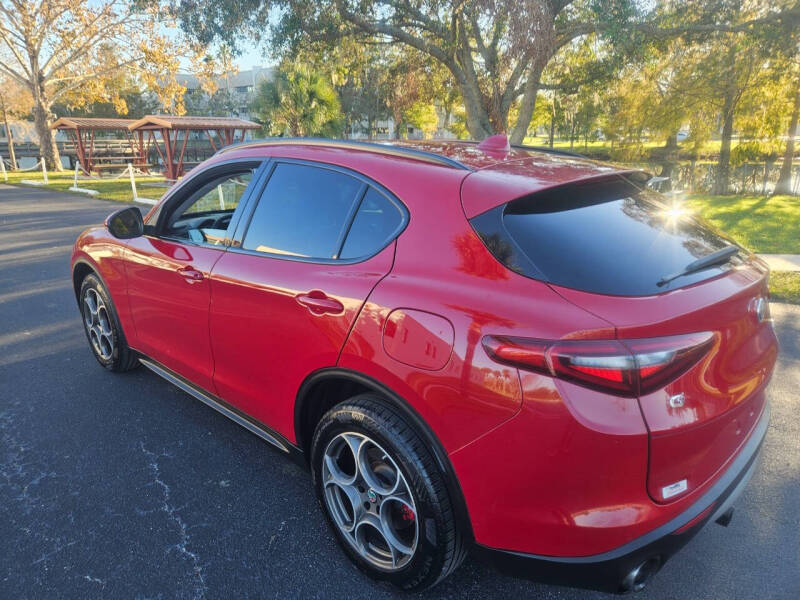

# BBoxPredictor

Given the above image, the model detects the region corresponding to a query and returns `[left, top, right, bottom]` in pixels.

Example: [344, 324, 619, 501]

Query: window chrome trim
[230, 157, 409, 265]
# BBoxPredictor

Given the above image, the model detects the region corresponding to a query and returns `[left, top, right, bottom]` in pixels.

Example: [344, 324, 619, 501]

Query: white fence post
[68, 161, 98, 196]
[127, 163, 156, 205]
[41, 157, 48, 185]
[128, 163, 138, 202]
[0, 155, 7, 183]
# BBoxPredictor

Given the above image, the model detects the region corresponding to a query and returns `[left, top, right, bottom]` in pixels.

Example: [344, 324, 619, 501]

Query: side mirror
[105, 207, 144, 239]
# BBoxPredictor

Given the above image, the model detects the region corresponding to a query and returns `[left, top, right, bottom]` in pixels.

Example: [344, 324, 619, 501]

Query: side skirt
[137, 355, 306, 466]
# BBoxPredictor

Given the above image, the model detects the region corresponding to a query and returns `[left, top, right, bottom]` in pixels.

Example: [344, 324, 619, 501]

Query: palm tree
[252, 64, 343, 137]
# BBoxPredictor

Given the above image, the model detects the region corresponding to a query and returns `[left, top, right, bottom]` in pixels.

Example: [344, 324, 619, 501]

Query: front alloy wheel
[78, 273, 138, 372]
[83, 287, 114, 360]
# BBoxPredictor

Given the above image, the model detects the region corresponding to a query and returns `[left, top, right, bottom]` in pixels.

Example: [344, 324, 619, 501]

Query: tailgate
[554, 259, 778, 502]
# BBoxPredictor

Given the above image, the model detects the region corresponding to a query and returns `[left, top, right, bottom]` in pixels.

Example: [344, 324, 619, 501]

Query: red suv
[71, 136, 778, 593]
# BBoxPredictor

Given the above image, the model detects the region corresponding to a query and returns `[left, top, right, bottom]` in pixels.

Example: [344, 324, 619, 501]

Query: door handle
[177, 266, 204, 283]
[296, 291, 344, 315]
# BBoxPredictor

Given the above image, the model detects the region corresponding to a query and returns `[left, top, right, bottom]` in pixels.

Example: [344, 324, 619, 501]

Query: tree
[174, 1, 799, 143]
[0, 1, 195, 169]
[252, 63, 343, 137]
[767, 4, 800, 195]
[274, 0, 638, 144]
[0, 75, 31, 169]
[405, 101, 438, 138]
[291, 38, 391, 138]
[774, 71, 799, 194]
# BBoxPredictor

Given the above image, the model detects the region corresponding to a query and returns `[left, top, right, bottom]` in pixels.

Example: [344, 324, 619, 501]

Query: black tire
[310, 393, 467, 591]
[78, 273, 139, 372]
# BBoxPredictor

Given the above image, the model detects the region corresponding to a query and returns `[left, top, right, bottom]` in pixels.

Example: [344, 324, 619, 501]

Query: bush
[730, 141, 782, 167]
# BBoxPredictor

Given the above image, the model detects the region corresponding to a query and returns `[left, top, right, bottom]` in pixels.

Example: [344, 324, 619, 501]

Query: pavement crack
[139, 442, 207, 600]
[83, 574, 106, 587]
[0, 409, 56, 516]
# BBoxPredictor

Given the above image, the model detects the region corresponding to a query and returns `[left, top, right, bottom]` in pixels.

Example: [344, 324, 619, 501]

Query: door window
[241, 163, 363, 259]
[163, 169, 255, 246]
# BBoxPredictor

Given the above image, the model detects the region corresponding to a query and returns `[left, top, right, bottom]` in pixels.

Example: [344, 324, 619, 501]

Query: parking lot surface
[1, 185, 798, 599]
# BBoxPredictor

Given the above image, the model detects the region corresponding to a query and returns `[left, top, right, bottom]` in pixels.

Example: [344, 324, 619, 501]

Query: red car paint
[72, 139, 778, 565]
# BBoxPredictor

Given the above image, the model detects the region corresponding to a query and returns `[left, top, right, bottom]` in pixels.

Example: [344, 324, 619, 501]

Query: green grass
[2, 170, 168, 204]
[769, 272, 800, 305]
[685, 193, 800, 304]
[685, 194, 800, 254]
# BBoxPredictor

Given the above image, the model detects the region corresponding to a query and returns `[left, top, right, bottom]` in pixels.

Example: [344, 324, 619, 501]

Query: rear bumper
[473, 402, 770, 593]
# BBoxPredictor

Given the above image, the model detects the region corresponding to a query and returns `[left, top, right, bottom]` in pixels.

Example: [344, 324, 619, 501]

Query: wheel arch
[72, 257, 102, 303]
[72, 257, 135, 350]
[295, 367, 475, 542]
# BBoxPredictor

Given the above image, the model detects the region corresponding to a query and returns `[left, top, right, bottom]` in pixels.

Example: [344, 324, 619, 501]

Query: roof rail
[217, 137, 472, 170]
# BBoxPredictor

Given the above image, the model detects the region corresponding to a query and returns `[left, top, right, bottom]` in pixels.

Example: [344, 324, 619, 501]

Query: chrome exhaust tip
[619, 557, 662, 593]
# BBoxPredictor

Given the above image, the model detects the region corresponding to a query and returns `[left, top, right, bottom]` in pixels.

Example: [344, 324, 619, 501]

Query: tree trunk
[458, 80, 492, 140]
[31, 81, 62, 171]
[714, 91, 735, 195]
[659, 133, 679, 190]
[1, 102, 16, 170]
[569, 118, 576, 150]
[510, 56, 548, 145]
[774, 86, 799, 195]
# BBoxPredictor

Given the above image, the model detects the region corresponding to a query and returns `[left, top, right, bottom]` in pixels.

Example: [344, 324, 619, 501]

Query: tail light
[483, 332, 714, 397]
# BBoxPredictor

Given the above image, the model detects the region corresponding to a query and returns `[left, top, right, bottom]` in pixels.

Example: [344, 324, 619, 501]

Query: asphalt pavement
[1, 184, 798, 600]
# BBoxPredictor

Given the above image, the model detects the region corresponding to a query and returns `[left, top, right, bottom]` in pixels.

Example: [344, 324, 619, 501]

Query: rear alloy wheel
[322, 432, 419, 571]
[311, 394, 467, 591]
[79, 274, 139, 372]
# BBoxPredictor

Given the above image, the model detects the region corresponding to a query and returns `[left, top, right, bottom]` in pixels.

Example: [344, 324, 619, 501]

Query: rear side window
[242, 163, 363, 258]
[340, 188, 405, 259]
[470, 178, 738, 296]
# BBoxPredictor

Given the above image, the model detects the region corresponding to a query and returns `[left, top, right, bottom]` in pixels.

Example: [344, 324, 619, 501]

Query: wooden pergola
[128, 115, 261, 180]
[51, 117, 144, 173]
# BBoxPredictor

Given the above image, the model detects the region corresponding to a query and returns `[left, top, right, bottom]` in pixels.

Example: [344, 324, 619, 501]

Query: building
[177, 67, 275, 122]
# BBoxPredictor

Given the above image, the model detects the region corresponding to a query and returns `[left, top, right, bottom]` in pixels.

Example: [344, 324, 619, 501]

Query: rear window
[470, 178, 741, 296]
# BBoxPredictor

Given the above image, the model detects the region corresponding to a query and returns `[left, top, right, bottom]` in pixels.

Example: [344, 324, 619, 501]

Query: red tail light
[483, 332, 714, 397]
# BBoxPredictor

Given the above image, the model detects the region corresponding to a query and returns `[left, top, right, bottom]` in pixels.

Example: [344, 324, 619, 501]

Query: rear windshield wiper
[657, 245, 739, 287]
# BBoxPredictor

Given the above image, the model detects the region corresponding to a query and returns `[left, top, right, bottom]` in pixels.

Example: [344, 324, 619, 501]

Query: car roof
[216, 137, 648, 218]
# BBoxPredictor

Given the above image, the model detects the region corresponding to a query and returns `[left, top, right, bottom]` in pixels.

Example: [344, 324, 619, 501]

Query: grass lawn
[686, 193, 800, 304]
[685, 194, 800, 254]
[2, 170, 169, 204]
[769, 272, 800, 305]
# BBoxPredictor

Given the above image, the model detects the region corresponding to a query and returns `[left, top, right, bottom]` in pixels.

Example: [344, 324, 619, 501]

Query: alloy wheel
[83, 288, 114, 361]
[322, 431, 419, 571]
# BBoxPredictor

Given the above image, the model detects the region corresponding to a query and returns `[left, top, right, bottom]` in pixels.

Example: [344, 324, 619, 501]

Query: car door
[125, 160, 264, 391]
[209, 160, 408, 437]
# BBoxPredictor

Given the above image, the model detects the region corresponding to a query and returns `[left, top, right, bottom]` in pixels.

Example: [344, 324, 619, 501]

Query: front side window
[242, 163, 363, 259]
[163, 169, 255, 245]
